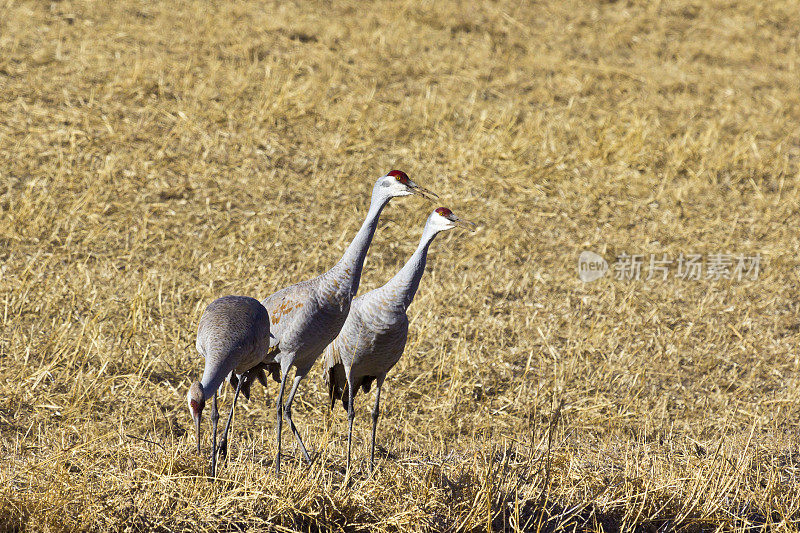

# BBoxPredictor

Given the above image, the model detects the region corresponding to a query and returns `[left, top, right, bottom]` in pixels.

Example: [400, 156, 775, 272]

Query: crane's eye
[435, 207, 453, 218]
[387, 170, 409, 184]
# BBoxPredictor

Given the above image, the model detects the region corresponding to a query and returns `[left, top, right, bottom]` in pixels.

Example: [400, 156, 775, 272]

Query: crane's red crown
[387, 170, 410, 184]
[435, 207, 453, 218]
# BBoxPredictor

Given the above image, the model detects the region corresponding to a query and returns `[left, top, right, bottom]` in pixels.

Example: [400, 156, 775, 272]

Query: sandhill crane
[323, 207, 475, 474]
[261, 170, 437, 474]
[187, 295, 271, 477]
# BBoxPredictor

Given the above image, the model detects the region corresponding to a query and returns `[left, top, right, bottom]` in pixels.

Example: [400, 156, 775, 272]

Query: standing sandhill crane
[261, 170, 438, 474]
[324, 207, 475, 473]
[187, 295, 271, 478]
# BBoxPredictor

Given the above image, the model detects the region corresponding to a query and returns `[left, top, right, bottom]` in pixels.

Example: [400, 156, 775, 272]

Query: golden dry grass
[1, 0, 800, 530]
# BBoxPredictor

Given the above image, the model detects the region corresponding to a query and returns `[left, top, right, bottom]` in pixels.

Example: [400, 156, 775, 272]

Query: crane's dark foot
[217, 439, 228, 461]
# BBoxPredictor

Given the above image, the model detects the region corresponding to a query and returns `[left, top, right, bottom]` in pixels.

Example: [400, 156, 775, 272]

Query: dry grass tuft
[1, 0, 800, 530]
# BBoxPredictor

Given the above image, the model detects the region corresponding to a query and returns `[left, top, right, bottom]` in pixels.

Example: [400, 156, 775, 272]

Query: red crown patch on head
[387, 170, 409, 184]
[435, 207, 453, 218]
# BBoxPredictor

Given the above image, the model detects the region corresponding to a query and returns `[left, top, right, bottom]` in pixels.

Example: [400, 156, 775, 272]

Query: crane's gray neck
[200, 363, 232, 400]
[383, 226, 439, 311]
[328, 194, 389, 299]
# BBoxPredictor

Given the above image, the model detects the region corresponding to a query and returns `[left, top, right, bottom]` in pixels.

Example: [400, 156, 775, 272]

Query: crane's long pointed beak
[409, 181, 439, 201]
[195, 415, 201, 454]
[453, 216, 477, 231]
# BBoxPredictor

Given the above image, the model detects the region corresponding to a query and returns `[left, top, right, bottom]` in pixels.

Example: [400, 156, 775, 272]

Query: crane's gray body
[322, 211, 455, 473]
[196, 295, 271, 398]
[262, 268, 354, 376]
[324, 215, 437, 409]
[324, 289, 410, 406]
[191, 295, 271, 477]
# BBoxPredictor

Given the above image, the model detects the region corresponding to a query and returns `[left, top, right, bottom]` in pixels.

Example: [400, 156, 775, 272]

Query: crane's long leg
[346, 380, 355, 475]
[217, 372, 246, 463]
[275, 370, 289, 475]
[284, 372, 312, 464]
[210, 392, 219, 478]
[369, 379, 383, 473]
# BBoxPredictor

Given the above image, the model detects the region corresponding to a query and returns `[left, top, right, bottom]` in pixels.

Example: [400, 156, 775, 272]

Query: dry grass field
[1, 0, 800, 530]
